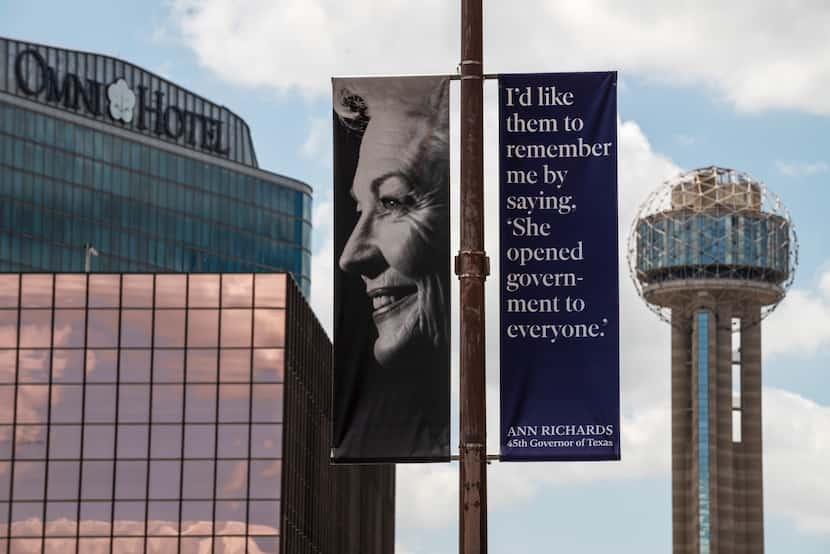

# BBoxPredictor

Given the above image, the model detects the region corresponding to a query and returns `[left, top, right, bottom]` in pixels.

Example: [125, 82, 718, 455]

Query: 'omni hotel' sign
[13, 48, 231, 156]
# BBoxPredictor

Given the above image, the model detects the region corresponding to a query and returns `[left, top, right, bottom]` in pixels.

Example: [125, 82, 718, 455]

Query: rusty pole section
[457, 1, 488, 553]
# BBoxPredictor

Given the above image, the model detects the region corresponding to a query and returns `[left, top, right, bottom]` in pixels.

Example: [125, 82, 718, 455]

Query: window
[155, 311, 185, 348]
[121, 310, 152, 348]
[732, 317, 742, 443]
[52, 310, 85, 347]
[153, 349, 184, 382]
[117, 424, 149, 459]
[115, 460, 147, 499]
[220, 310, 251, 347]
[46, 460, 81, 498]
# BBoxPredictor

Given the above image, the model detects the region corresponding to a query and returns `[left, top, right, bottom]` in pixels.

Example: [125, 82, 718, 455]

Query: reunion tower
[627, 166, 797, 554]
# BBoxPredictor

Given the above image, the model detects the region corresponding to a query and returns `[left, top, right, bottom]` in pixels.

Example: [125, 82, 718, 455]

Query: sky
[2, 1, 829, 552]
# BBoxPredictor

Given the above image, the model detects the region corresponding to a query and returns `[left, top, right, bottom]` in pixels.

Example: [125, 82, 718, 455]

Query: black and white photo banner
[332, 76, 451, 463]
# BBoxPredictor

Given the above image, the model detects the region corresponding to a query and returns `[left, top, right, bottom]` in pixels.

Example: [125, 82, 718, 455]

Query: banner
[332, 76, 451, 462]
[499, 72, 620, 461]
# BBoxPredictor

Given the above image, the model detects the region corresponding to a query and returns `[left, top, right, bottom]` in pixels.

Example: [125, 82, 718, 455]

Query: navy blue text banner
[499, 72, 620, 462]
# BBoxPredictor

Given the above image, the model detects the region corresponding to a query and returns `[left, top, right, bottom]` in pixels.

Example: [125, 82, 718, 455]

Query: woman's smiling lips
[367, 285, 418, 319]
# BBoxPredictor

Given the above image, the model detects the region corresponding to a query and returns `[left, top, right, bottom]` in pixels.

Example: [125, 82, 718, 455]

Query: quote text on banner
[499, 72, 620, 462]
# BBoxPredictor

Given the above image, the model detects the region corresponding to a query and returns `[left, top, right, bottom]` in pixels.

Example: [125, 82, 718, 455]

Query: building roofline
[2, 34, 257, 159]
[1, 90, 313, 195]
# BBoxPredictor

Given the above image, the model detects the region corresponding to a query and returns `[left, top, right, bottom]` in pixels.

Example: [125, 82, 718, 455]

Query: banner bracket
[455, 250, 490, 279]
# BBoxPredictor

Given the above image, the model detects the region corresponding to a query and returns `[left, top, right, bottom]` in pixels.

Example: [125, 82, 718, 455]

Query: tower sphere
[627, 166, 798, 323]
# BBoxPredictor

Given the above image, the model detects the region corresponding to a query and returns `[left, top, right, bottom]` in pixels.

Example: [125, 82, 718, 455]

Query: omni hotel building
[0, 36, 311, 295]
[0, 37, 395, 554]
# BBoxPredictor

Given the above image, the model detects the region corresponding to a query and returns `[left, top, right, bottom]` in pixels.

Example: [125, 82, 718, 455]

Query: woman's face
[339, 110, 449, 368]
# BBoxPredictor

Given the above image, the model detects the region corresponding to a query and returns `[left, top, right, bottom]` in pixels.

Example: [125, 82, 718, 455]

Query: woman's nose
[339, 213, 387, 278]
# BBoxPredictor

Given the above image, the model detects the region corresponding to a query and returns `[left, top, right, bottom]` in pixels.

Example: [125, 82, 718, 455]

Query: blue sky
[2, 1, 829, 552]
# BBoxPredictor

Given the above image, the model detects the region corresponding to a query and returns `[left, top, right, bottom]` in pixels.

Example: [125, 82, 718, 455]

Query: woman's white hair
[333, 76, 449, 133]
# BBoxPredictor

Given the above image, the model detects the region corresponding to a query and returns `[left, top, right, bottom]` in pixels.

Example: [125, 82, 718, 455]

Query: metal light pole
[457, 1, 488, 553]
[84, 243, 99, 272]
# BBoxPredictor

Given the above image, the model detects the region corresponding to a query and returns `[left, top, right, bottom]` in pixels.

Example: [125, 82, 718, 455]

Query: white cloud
[488, 398, 671, 504]
[396, 463, 458, 529]
[764, 388, 830, 534]
[170, 0, 830, 113]
[309, 196, 334, 336]
[775, 160, 829, 177]
[312, 195, 332, 230]
[300, 116, 331, 163]
[484, 386, 830, 537]
[169, 0, 455, 97]
[395, 396, 671, 532]
[396, 387, 830, 538]
[616, 119, 679, 408]
[764, 266, 830, 358]
[820, 270, 830, 298]
[617, 118, 680, 222]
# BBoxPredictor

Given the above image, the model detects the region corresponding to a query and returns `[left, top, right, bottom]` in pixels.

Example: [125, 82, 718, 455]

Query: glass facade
[0, 101, 312, 294]
[636, 211, 789, 285]
[0, 273, 285, 553]
[0, 273, 395, 554]
[696, 311, 710, 554]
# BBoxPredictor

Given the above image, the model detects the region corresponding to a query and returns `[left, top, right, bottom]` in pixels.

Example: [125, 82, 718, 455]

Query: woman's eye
[380, 198, 400, 210]
[379, 195, 413, 211]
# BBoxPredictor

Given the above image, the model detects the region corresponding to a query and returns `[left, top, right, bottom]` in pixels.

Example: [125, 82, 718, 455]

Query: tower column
[740, 305, 764, 553]
[671, 309, 693, 554]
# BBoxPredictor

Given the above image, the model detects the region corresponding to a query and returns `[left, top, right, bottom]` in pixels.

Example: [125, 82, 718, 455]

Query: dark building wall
[283, 280, 395, 554]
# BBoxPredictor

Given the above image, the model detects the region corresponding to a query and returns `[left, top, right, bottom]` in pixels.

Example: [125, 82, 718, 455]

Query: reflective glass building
[0, 273, 395, 554]
[0, 37, 311, 295]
